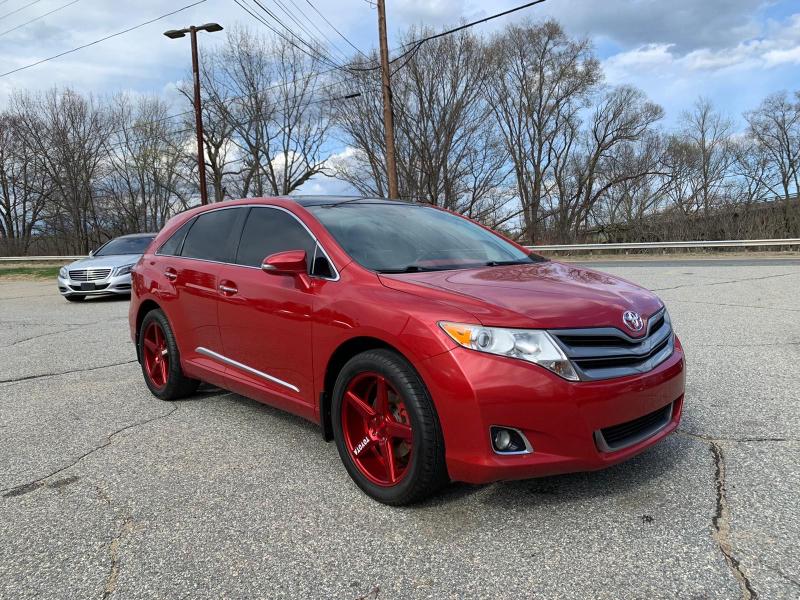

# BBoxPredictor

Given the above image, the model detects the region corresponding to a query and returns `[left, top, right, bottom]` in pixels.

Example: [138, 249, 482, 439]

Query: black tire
[65, 295, 85, 302]
[332, 349, 448, 505]
[138, 308, 199, 401]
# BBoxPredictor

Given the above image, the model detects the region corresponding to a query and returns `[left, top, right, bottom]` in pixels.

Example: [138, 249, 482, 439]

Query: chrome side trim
[195, 347, 300, 393]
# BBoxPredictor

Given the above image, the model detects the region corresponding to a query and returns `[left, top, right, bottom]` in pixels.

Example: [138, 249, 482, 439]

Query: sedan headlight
[439, 322, 579, 381]
[58, 266, 68, 278]
[114, 264, 134, 276]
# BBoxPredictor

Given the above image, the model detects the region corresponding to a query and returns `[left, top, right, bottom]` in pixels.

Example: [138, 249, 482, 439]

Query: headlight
[58, 266, 68, 278]
[439, 322, 580, 381]
[115, 264, 134, 276]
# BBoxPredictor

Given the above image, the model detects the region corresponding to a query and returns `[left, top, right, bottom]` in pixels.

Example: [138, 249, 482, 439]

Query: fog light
[490, 426, 532, 454]
[493, 429, 512, 451]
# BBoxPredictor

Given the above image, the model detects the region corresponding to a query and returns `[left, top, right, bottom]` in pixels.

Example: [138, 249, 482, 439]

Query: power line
[284, 0, 354, 62]
[246, 0, 343, 66]
[0, 0, 208, 79]
[302, 0, 369, 59]
[33, 0, 536, 132]
[0, 0, 43, 22]
[105, 84, 365, 152]
[0, 0, 82, 38]
[232, 0, 344, 70]
[270, 0, 350, 63]
[349, 0, 548, 72]
[99, 91, 364, 179]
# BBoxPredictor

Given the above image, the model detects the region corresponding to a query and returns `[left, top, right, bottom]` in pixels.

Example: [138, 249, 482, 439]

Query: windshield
[307, 203, 545, 273]
[94, 236, 155, 256]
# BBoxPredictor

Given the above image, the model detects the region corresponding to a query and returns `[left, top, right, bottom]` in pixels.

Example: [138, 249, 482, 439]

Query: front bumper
[57, 273, 133, 297]
[419, 336, 686, 484]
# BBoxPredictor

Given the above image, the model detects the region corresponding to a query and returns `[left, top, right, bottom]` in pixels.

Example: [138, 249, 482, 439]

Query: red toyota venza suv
[129, 197, 685, 505]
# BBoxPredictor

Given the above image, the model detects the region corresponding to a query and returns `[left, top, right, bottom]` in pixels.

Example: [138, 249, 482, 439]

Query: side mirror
[261, 250, 311, 289]
[88, 250, 95, 257]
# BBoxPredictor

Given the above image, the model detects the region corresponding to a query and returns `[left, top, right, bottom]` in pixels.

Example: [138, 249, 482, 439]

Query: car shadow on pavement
[417, 433, 688, 509]
[80, 294, 131, 303]
[182, 383, 689, 510]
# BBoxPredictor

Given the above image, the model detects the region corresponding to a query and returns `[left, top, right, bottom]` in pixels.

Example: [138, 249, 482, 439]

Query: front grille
[69, 268, 111, 281]
[549, 308, 674, 380]
[595, 403, 673, 452]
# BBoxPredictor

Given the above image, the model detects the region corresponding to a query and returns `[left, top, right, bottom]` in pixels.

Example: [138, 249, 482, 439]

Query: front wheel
[332, 349, 448, 505]
[138, 309, 199, 400]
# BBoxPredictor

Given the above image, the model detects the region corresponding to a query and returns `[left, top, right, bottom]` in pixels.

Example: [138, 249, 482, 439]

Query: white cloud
[605, 12, 800, 79]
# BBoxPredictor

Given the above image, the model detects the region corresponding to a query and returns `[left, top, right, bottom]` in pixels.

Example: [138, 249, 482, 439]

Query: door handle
[164, 268, 177, 281]
[219, 284, 238, 296]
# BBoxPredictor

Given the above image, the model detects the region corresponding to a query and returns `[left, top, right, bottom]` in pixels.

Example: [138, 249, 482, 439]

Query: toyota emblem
[623, 310, 644, 332]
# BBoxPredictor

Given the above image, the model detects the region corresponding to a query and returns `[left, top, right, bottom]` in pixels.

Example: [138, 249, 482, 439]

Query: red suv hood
[379, 261, 663, 332]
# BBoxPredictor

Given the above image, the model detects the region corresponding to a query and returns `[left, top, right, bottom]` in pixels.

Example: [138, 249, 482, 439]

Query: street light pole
[188, 27, 209, 206]
[164, 23, 223, 206]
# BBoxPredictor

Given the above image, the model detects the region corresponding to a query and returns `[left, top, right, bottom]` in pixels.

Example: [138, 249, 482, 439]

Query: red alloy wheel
[341, 372, 414, 486]
[142, 321, 169, 390]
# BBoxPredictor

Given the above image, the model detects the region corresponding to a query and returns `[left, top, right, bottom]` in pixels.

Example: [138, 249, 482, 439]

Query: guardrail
[526, 238, 800, 251]
[0, 255, 85, 263]
[1, 238, 799, 262]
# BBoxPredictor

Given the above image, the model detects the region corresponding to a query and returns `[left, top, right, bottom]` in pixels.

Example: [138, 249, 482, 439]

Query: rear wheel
[332, 349, 448, 505]
[65, 295, 85, 302]
[138, 309, 199, 400]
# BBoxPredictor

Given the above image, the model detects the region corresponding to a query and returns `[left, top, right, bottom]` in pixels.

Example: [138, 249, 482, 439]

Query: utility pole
[164, 23, 223, 205]
[376, 0, 399, 199]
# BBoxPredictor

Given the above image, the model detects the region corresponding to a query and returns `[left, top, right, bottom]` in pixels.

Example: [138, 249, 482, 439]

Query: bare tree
[547, 86, 664, 242]
[487, 19, 601, 243]
[10, 89, 110, 253]
[333, 28, 514, 227]
[103, 95, 194, 233]
[191, 27, 334, 201]
[744, 91, 800, 201]
[679, 98, 735, 217]
[591, 131, 669, 241]
[0, 113, 52, 254]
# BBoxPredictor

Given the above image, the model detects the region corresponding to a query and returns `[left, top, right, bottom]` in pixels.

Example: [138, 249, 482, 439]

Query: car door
[217, 206, 335, 417]
[162, 207, 247, 377]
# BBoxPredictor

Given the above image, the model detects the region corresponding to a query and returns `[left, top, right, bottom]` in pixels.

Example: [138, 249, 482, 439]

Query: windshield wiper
[377, 265, 438, 274]
[483, 259, 534, 267]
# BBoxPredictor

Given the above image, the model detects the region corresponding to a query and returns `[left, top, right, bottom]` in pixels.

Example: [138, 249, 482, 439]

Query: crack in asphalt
[0, 359, 137, 385]
[710, 442, 758, 600]
[677, 431, 796, 444]
[354, 586, 380, 600]
[103, 515, 134, 600]
[652, 271, 799, 292]
[1, 405, 179, 498]
[3, 326, 83, 347]
[0, 294, 53, 300]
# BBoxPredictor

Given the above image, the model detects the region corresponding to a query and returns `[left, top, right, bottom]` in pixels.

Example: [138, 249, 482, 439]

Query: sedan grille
[68, 268, 112, 281]
[549, 308, 674, 380]
[594, 403, 673, 452]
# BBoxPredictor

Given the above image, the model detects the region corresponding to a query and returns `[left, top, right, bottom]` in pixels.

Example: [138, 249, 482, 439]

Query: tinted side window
[157, 219, 193, 256]
[181, 208, 245, 263]
[235, 208, 317, 268]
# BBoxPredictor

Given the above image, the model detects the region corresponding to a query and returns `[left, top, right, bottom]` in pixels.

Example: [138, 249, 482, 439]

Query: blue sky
[0, 0, 798, 194]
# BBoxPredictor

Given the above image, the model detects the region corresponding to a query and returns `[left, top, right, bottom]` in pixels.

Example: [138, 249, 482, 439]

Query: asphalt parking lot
[1, 258, 798, 599]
